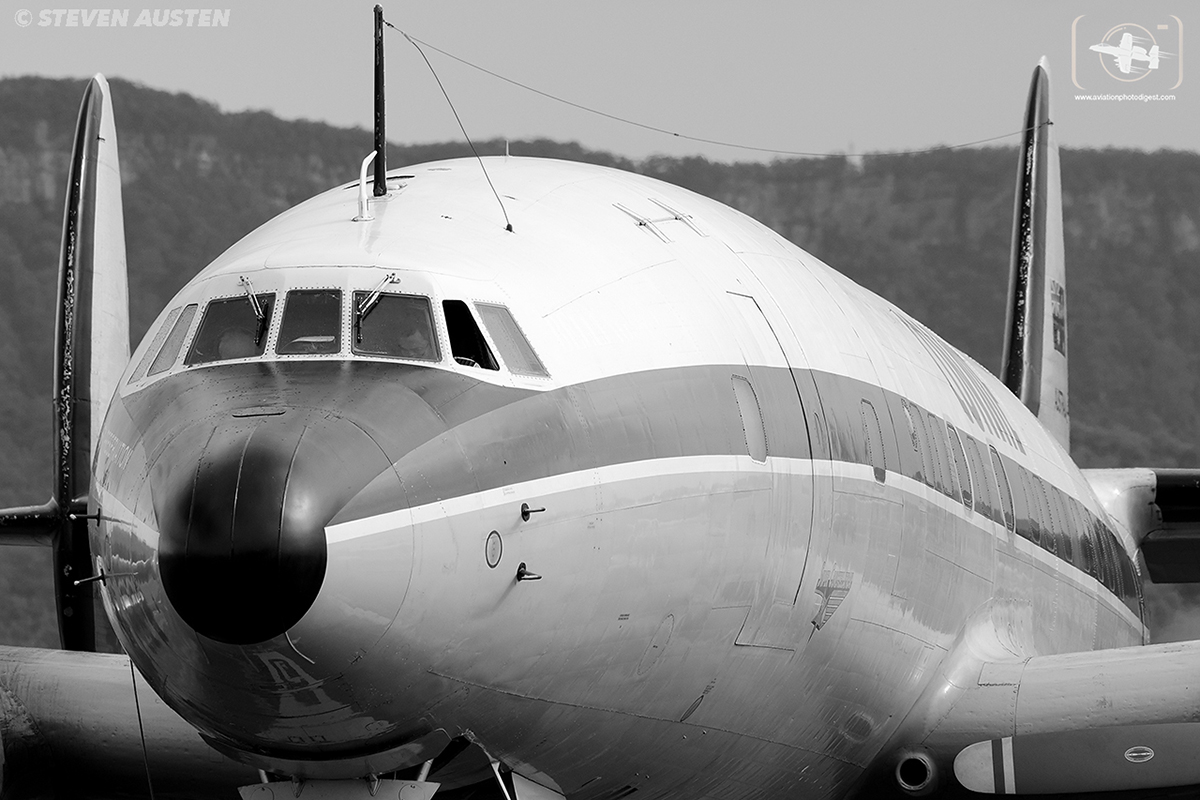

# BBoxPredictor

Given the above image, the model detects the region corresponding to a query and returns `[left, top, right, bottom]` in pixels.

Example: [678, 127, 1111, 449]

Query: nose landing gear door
[723, 292, 819, 651]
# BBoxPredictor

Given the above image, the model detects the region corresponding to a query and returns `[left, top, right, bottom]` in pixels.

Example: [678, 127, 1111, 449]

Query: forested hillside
[2, 77, 1199, 646]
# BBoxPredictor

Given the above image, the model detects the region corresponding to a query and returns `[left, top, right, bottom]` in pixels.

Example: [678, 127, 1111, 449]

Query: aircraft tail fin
[1148, 45, 1161, 70]
[0, 75, 130, 651]
[1000, 59, 1069, 452]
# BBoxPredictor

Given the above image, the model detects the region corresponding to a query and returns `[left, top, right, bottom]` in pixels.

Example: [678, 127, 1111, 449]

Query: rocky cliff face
[2, 76, 1199, 646]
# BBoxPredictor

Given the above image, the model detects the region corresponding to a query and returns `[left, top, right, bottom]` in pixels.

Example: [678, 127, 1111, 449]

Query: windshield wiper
[355, 273, 399, 343]
[239, 276, 268, 346]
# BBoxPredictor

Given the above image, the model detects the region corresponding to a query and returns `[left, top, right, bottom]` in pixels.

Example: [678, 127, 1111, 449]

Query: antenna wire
[388, 20, 514, 232]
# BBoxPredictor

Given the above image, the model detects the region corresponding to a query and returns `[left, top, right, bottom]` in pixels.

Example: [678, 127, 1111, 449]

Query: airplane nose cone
[158, 412, 351, 644]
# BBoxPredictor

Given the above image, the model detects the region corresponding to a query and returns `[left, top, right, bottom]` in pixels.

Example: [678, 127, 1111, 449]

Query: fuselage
[90, 156, 1143, 798]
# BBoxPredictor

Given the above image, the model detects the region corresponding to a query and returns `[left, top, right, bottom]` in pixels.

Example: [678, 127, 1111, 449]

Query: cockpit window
[475, 303, 548, 377]
[148, 304, 198, 376]
[277, 290, 342, 355]
[352, 292, 440, 361]
[130, 305, 182, 384]
[185, 294, 274, 366]
[443, 300, 498, 370]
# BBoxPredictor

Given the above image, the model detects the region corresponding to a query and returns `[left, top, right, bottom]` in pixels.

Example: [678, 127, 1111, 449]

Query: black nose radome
[159, 412, 342, 645]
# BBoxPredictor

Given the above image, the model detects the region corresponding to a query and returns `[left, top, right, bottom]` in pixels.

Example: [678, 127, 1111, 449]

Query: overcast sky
[0, 1, 1193, 162]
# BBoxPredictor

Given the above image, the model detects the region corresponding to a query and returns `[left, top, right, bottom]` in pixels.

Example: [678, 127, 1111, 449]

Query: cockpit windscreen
[353, 292, 440, 361]
[277, 290, 342, 355]
[185, 294, 273, 365]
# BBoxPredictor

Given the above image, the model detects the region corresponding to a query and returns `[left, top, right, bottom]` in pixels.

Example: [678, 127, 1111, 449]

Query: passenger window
[1060, 498, 1079, 564]
[926, 416, 956, 500]
[1099, 530, 1122, 595]
[982, 453, 1004, 526]
[860, 399, 886, 483]
[946, 424, 972, 510]
[901, 400, 927, 486]
[990, 447, 1015, 532]
[1053, 492, 1072, 561]
[1118, 541, 1137, 601]
[186, 295, 273, 366]
[443, 300, 498, 370]
[1054, 494, 1071, 558]
[353, 292, 439, 361]
[476, 303, 548, 377]
[1018, 470, 1041, 545]
[915, 406, 942, 492]
[1035, 478, 1058, 555]
[963, 435, 999, 523]
[1095, 532, 1111, 589]
[277, 290, 342, 354]
[1080, 528, 1098, 577]
[1108, 532, 1124, 595]
[150, 304, 198, 375]
[130, 306, 181, 383]
[977, 442, 1003, 525]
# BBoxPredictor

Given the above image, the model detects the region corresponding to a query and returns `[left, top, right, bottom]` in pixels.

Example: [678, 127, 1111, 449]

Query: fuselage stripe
[113, 358, 1141, 620]
[354, 363, 1140, 616]
[992, 737, 1005, 793]
[327, 453, 1142, 631]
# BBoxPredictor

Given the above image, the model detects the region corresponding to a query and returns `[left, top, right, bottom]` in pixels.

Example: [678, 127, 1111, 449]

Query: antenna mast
[373, 4, 387, 197]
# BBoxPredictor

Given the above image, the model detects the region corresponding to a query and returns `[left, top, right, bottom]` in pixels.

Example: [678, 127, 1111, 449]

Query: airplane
[3, 8, 1200, 797]
[1089, 32, 1161, 74]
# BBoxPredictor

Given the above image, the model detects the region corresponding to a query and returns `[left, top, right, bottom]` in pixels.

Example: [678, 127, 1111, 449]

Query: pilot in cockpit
[395, 315, 432, 360]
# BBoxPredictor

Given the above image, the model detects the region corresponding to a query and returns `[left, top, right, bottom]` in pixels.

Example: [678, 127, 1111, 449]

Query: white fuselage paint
[96, 157, 1144, 800]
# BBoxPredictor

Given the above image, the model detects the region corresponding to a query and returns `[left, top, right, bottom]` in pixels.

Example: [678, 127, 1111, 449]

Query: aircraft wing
[0, 645, 259, 796]
[935, 467, 1200, 794]
[946, 640, 1200, 794]
[1117, 53, 1133, 73]
[1120, 32, 1134, 50]
[0, 645, 511, 798]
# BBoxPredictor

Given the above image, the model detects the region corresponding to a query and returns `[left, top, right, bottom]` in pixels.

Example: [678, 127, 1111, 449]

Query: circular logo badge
[485, 531, 503, 569]
[1124, 745, 1154, 764]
